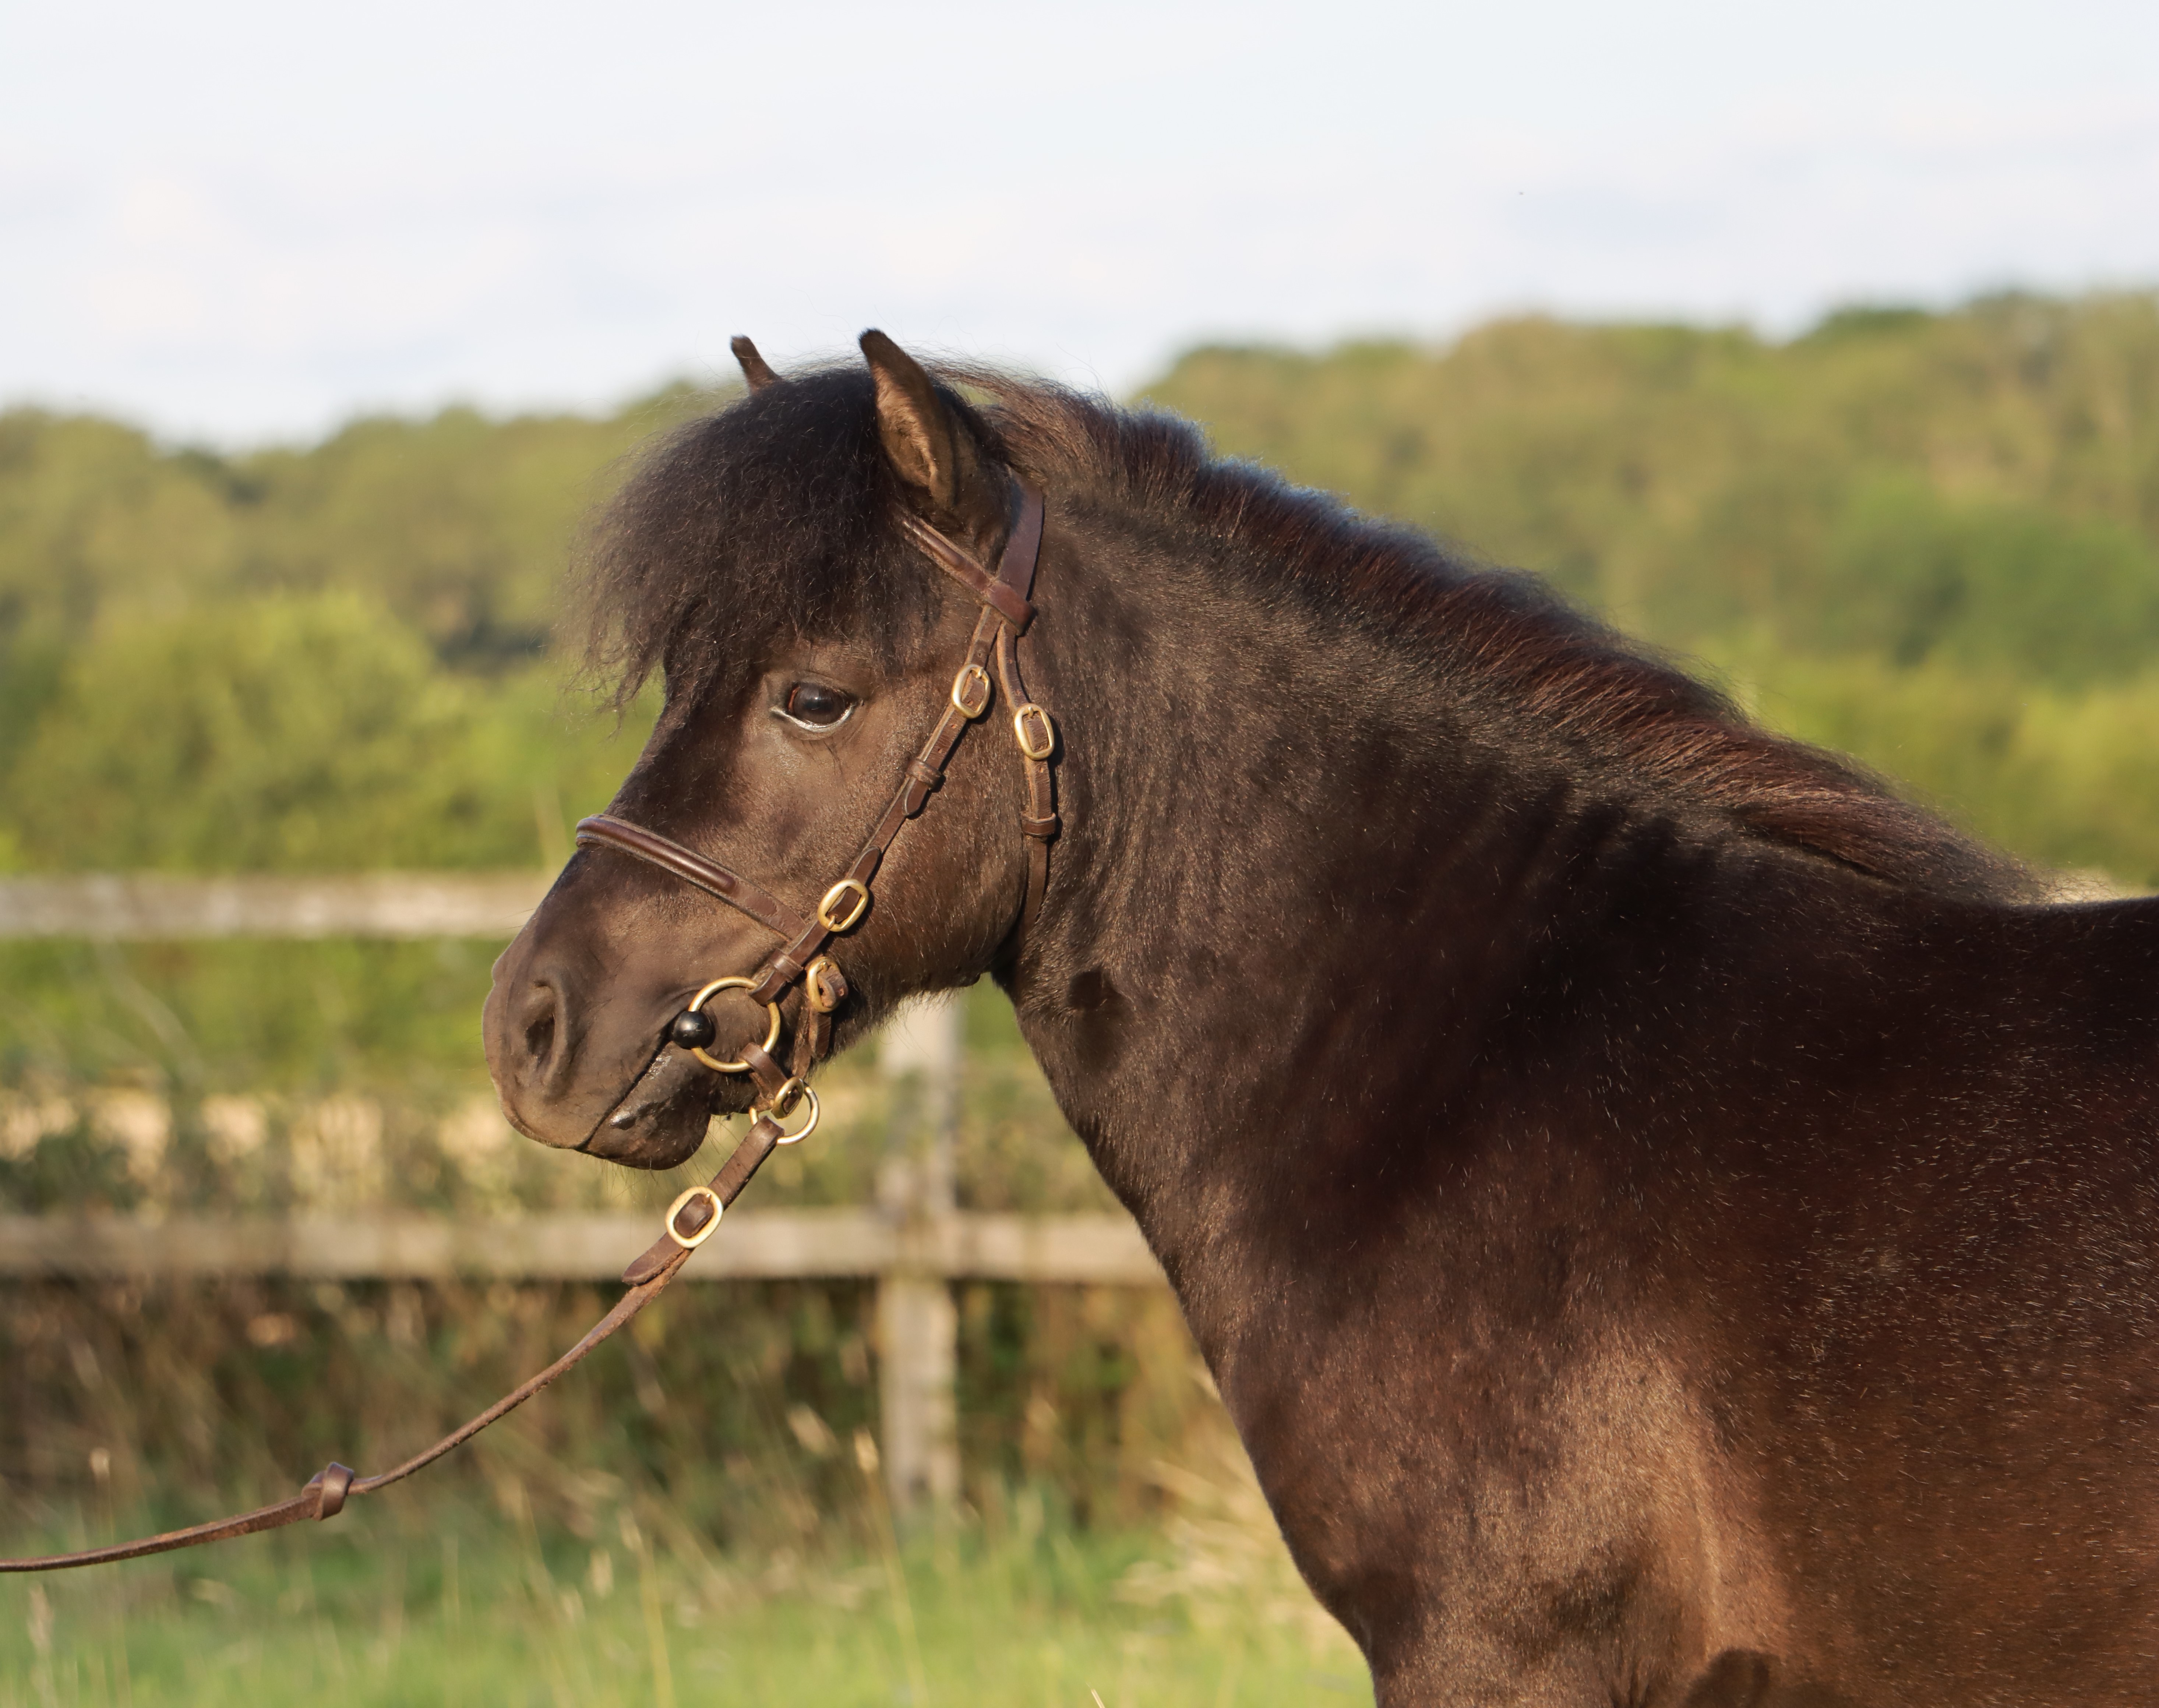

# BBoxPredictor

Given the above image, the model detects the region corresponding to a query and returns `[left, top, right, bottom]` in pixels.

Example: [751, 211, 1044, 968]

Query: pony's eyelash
[770, 702, 856, 733]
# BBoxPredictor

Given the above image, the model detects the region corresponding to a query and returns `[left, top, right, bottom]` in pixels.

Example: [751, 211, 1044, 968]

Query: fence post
[875, 992, 962, 1517]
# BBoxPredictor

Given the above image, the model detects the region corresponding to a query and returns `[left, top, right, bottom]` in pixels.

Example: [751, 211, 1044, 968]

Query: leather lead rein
[0, 489, 1058, 1573]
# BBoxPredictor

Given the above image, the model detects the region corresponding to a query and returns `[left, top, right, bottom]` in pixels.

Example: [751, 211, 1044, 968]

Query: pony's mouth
[573, 1044, 755, 1170]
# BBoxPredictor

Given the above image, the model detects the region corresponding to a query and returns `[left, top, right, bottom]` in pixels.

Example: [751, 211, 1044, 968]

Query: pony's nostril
[523, 1006, 558, 1070]
[505, 971, 579, 1092]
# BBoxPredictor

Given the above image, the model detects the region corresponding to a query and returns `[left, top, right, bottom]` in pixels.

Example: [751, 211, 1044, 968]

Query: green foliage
[0, 412, 236, 650]
[0, 388, 710, 658]
[0, 387, 711, 856]
[1145, 290, 2159, 883]
[1695, 644, 2159, 885]
[222, 399, 683, 664]
[1795, 483, 2159, 680]
[9, 292, 2159, 890]
[1146, 292, 2159, 649]
[6, 592, 639, 873]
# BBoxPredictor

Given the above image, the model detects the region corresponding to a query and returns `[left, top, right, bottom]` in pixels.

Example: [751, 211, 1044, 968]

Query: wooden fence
[0, 1209, 1160, 1285]
[0, 873, 1161, 1512]
[0, 871, 551, 940]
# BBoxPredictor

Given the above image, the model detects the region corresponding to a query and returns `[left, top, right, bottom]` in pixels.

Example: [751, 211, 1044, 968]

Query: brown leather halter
[0, 487, 1057, 1573]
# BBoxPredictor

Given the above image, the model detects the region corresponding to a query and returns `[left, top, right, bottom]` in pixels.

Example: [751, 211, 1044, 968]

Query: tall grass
[0, 1490, 1368, 1707]
[0, 1249, 1362, 1703]
[0, 970, 1366, 1700]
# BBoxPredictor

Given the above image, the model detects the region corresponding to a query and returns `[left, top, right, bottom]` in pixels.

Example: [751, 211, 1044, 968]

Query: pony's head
[485, 332, 1045, 1167]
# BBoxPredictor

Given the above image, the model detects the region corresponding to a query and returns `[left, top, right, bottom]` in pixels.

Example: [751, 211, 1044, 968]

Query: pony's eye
[777, 682, 856, 730]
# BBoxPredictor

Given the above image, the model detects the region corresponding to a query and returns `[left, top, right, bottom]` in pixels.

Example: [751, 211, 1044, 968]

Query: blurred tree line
[0, 392, 703, 1102]
[2, 288, 2157, 1108]
[0, 392, 706, 875]
[7, 292, 2158, 886]
[1145, 290, 2159, 885]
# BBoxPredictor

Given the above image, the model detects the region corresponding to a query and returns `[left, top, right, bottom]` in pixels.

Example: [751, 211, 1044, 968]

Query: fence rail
[0, 1210, 1161, 1286]
[0, 872, 550, 940]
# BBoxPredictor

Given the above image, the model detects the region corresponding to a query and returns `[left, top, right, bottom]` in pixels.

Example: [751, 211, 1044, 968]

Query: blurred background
[4, 1, 2158, 1703]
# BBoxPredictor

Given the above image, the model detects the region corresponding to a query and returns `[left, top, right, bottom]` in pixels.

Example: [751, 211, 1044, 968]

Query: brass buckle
[1012, 703, 1055, 761]
[817, 878, 870, 933]
[664, 1184, 723, 1249]
[950, 663, 992, 719]
[684, 976, 784, 1074]
[768, 1079, 821, 1146]
[804, 956, 844, 1014]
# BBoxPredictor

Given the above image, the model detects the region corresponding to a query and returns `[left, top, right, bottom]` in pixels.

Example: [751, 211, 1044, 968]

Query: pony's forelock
[578, 366, 950, 714]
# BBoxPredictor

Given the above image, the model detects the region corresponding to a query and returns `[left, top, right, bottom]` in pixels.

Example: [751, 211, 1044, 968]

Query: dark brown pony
[485, 333, 2159, 1708]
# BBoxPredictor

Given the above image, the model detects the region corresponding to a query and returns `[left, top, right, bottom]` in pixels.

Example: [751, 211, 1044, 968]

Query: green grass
[0, 1503, 1370, 1708]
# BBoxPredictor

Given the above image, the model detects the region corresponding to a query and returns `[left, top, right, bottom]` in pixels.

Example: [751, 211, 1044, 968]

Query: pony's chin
[582, 1110, 708, 1170]
[579, 1048, 733, 1170]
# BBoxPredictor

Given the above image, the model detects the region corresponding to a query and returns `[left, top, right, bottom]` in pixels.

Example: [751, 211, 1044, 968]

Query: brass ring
[684, 975, 783, 1074]
[1012, 702, 1055, 761]
[804, 956, 843, 1014]
[817, 878, 870, 933]
[768, 1082, 820, 1146]
[950, 663, 992, 719]
[664, 1185, 723, 1249]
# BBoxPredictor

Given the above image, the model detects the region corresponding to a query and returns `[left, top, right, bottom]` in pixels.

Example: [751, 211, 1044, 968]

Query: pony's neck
[999, 498, 1731, 1247]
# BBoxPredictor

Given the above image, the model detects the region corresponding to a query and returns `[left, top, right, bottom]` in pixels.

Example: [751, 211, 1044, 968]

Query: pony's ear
[860, 329, 995, 529]
[731, 336, 782, 391]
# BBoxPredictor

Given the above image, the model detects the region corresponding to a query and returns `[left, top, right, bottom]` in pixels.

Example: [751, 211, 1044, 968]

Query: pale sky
[5, 0, 2157, 444]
